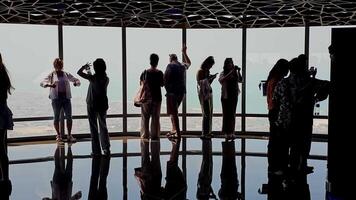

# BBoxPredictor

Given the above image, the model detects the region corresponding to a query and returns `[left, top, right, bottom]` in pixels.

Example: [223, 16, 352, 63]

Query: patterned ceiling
[1, 0, 356, 28]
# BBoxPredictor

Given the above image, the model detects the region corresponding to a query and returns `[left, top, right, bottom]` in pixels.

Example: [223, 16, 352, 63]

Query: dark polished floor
[7, 137, 327, 200]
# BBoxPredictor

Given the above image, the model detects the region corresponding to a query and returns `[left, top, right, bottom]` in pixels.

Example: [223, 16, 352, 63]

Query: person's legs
[221, 99, 228, 135]
[88, 106, 100, 154]
[140, 103, 151, 139]
[150, 101, 161, 140]
[166, 94, 177, 134]
[200, 96, 212, 136]
[63, 99, 74, 141]
[167, 94, 181, 137]
[51, 99, 61, 140]
[174, 95, 184, 137]
[98, 110, 110, 153]
[229, 97, 238, 136]
[300, 125, 313, 171]
[0, 130, 9, 180]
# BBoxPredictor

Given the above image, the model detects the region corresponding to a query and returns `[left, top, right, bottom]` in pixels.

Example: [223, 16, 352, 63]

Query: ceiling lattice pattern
[1, 0, 356, 28]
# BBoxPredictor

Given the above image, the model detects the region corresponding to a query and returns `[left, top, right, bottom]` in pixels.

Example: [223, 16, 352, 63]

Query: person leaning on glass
[41, 58, 80, 143]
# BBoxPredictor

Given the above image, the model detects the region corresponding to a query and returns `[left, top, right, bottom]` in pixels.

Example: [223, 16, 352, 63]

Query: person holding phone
[196, 56, 216, 138]
[77, 59, 110, 156]
[41, 58, 80, 143]
[219, 58, 242, 140]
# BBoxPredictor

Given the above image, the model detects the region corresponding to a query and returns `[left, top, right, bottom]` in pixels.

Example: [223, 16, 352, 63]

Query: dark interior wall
[328, 28, 355, 199]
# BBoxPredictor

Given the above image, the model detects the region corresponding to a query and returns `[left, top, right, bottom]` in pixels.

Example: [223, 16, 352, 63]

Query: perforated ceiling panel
[1, 0, 356, 28]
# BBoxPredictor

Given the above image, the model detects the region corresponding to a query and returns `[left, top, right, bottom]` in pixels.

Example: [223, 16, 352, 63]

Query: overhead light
[31, 13, 43, 16]
[69, 10, 79, 13]
[238, 15, 252, 18]
[222, 15, 234, 19]
[94, 17, 106, 20]
[204, 18, 217, 21]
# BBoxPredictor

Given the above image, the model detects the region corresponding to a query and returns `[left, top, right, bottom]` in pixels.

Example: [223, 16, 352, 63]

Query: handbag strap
[143, 69, 148, 81]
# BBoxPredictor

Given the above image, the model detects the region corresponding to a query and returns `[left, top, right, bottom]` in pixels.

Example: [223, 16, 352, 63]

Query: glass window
[246, 27, 305, 115]
[0, 24, 58, 138]
[63, 26, 122, 115]
[309, 26, 331, 116]
[187, 29, 243, 114]
[0, 24, 58, 118]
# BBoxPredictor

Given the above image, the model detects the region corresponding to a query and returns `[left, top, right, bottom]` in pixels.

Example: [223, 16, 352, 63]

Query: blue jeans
[51, 97, 72, 123]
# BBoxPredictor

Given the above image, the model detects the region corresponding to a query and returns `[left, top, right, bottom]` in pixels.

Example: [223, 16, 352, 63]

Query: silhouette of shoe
[303, 166, 314, 174]
[166, 131, 180, 139]
[91, 152, 102, 157]
[140, 134, 149, 139]
[103, 149, 111, 156]
[56, 135, 64, 143]
[200, 133, 213, 139]
[225, 134, 235, 141]
[67, 135, 76, 143]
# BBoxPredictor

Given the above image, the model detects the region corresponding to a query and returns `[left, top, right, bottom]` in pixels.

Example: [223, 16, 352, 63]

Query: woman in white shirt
[41, 58, 80, 143]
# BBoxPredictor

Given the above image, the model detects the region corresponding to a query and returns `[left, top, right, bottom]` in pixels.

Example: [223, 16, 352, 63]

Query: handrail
[7, 131, 328, 144]
[12, 113, 328, 122]
[9, 150, 327, 165]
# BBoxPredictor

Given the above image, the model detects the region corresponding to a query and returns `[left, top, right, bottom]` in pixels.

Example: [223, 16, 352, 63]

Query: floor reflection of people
[164, 138, 187, 200]
[219, 140, 242, 200]
[88, 155, 111, 200]
[43, 144, 82, 200]
[197, 139, 216, 199]
[267, 171, 310, 200]
[134, 139, 162, 199]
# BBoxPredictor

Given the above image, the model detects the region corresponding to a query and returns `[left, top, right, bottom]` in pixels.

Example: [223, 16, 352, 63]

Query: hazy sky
[0, 23, 334, 117]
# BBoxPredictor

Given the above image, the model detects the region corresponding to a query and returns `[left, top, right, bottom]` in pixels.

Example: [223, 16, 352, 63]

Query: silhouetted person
[196, 56, 217, 139]
[273, 55, 330, 174]
[88, 156, 111, 200]
[164, 138, 187, 199]
[196, 139, 216, 199]
[43, 144, 82, 200]
[266, 59, 290, 175]
[41, 58, 80, 143]
[0, 53, 13, 200]
[219, 58, 243, 140]
[134, 139, 162, 199]
[219, 140, 242, 200]
[139, 54, 164, 140]
[77, 59, 110, 156]
[164, 45, 191, 138]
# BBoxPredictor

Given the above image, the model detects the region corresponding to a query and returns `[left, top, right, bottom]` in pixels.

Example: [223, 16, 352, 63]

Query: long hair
[267, 59, 289, 82]
[0, 53, 14, 94]
[223, 58, 233, 74]
[201, 56, 215, 70]
[93, 58, 107, 77]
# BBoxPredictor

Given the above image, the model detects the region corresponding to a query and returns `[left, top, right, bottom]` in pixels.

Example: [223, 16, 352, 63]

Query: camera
[234, 65, 240, 71]
[309, 66, 317, 77]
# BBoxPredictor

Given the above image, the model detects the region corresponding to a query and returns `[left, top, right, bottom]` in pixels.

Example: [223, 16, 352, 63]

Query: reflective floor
[7, 137, 327, 200]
